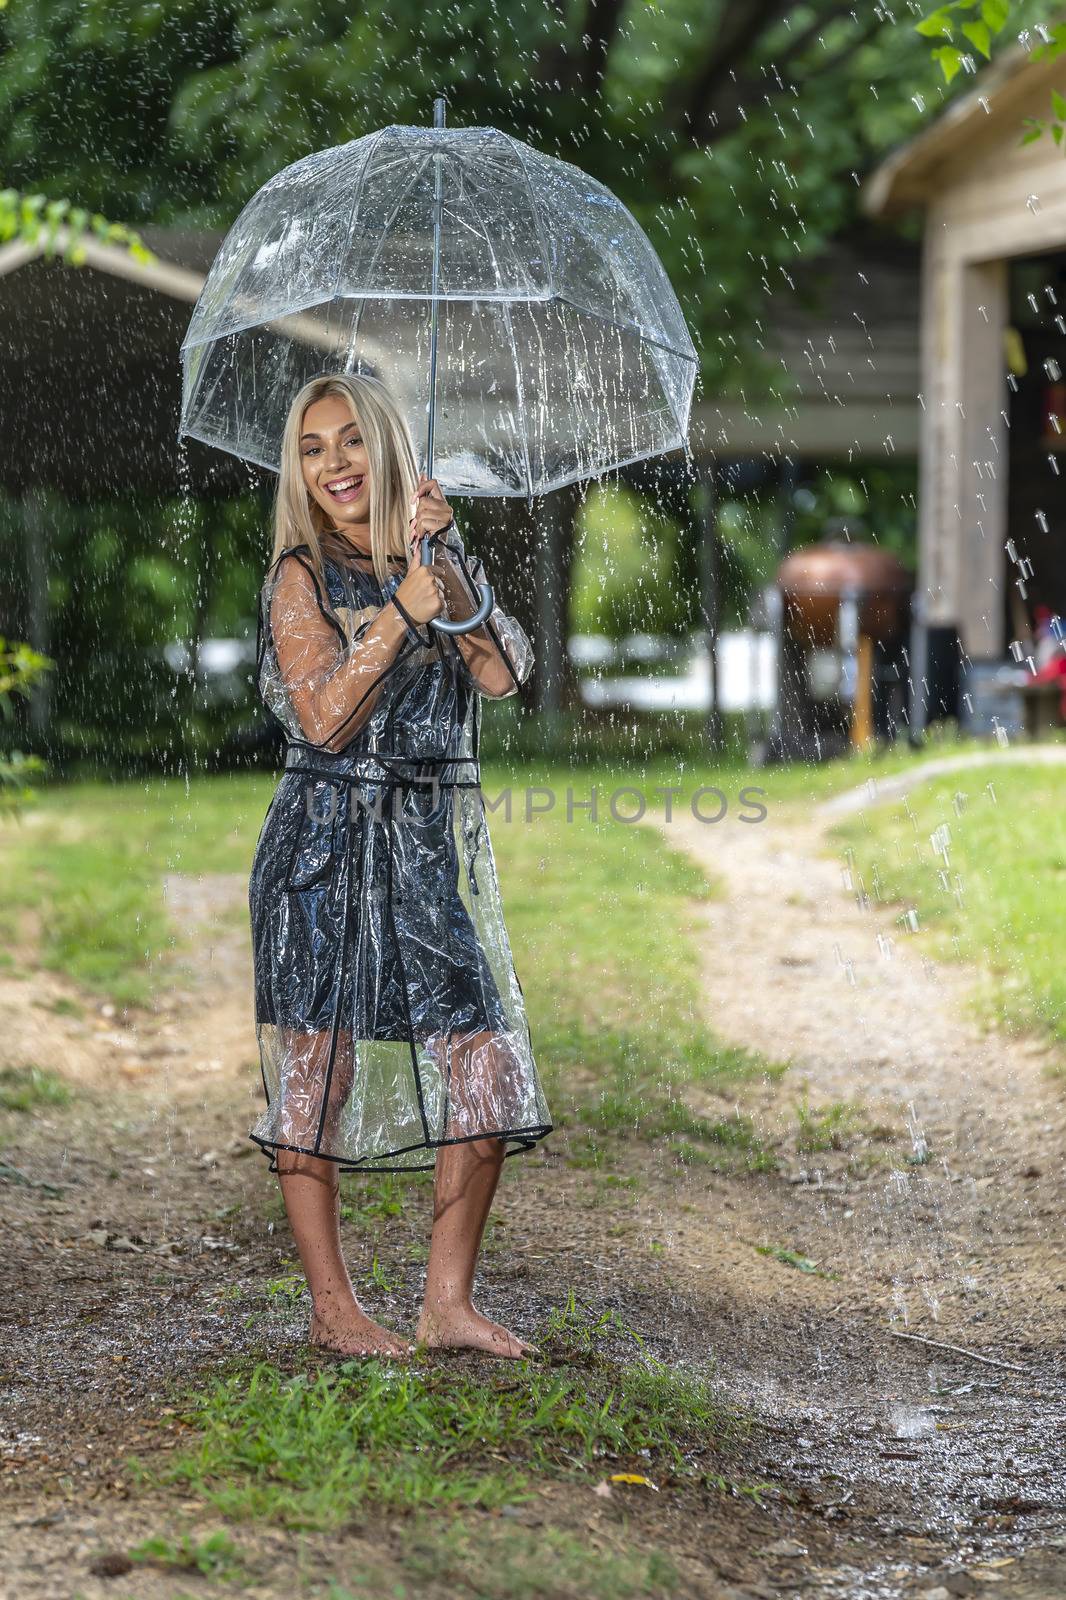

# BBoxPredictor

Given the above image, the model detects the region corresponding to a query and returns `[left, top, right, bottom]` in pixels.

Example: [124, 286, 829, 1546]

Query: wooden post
[853, 634, 875, 751]
[694, 464, 722, 753]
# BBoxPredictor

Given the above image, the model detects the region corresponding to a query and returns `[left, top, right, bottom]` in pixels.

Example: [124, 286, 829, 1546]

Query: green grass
[340, 1171, 421, 1228]
[752, 1243, 837, 1280]
[0, 1065, 72, 1112]
[828, 760, 1066, 1047]
[133, 1300, 740, 1532]
[127, 1530, 247, 1583]
[392, 1520, 681, 1600]
[794, 1099, 863, 1153]
[0, 774, 273, 1005]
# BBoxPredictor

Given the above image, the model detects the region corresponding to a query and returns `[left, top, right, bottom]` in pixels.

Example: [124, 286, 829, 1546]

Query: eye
[346, 434, 362, 447]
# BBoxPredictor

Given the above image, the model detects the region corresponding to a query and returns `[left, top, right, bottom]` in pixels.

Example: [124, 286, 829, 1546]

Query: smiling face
[299, 393, 371, 534]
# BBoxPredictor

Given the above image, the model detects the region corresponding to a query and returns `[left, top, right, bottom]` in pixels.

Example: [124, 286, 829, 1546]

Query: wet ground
[1, 767, 1064, 1599]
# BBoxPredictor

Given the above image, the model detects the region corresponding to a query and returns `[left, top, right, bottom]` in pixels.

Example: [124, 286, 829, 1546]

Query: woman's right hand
[393, 562, 445, 625]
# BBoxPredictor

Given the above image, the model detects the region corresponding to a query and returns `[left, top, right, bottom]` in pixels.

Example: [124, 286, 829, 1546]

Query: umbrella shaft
[426, 96, 446, 481]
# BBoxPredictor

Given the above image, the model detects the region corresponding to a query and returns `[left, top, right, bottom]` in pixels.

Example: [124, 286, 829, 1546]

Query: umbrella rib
[551, 293, 697, 365]
[344, 143, 435, 315]
[501, 133, 555, 302]
[503, 299, 535, 501]
[448, 163, 536, 500]
[343, 142, 439, 373]
[332, 126, 389, 309]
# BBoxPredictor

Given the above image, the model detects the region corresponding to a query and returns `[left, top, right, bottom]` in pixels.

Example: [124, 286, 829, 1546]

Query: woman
[248, 372, 552, 1360]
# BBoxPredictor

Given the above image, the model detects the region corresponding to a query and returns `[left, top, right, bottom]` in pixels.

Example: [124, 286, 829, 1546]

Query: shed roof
[863, 37, 1066, 217]
[0, 223, 253, 500]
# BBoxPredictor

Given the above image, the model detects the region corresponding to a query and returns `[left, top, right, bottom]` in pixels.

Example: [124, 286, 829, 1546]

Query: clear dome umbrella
[179, 96, 698, 632]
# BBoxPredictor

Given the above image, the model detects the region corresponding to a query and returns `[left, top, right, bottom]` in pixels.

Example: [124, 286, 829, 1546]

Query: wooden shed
[864, 40, 1066, 719]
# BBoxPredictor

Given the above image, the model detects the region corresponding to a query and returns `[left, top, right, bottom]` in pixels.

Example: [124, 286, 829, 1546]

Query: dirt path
[1, 772, 1064, 1599]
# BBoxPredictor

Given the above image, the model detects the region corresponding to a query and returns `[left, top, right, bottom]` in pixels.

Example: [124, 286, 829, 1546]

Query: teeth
[328, 476, 363, 492]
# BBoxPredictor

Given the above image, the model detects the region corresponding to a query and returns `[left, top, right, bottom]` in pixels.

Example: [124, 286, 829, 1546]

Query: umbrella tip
[433, 95, 447, 129]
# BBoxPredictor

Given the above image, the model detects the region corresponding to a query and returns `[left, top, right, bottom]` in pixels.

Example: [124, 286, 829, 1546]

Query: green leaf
[980, 0, 1010, 29]
[961, 18, 992, 57]
[1053, 89, 1066, 121]
[1021, 123, 1045, 145]
[917, 10, 955, 39]
[933, 44, 964, 81]
[1053, 123, 1064, 144]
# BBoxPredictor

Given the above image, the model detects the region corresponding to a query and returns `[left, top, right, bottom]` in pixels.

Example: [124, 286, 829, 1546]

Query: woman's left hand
[408, 474, 454, 551]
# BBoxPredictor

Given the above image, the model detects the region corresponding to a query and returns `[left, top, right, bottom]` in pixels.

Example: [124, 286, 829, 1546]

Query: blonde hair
[270, 372, 419, 591]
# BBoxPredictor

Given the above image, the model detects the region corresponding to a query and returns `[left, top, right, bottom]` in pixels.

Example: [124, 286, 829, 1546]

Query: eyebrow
[300, 420, 362, 442]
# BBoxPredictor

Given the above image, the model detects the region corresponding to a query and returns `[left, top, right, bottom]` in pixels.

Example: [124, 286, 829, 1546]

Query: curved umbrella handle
[420, 533, 494, 635]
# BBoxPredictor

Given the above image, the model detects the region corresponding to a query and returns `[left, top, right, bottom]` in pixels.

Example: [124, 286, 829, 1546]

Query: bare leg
[416, 1135, 532, 1358]
[277, 1150, 413, 1358]
[273, 1028, 411, 1359]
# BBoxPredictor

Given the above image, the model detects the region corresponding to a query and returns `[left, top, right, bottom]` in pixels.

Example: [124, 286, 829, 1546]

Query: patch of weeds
[365, 1254, 396, 1293]
[540, 1289, 650, 1365]
[138, 1299, 741, 1530]
[401, 1519, 681, 1599]
[587, 1170, 640, 1207]
[0, 1065, 72, 1112]
[864, 1121, 902, 1143]
[588, 1089, 775, 1173]
[341, 1172, 418, 1229]
[35, 995, 84, 1018]
[753, 1244, 839, 1282]
[242, 1271, 308, 1328]
[565, 1130, 610, 1170]
[128, 1530, 247, 1582]
[795, 1099, 862, 1153]
[265, 1271, 306, 1304]
[664, 1133, 774, 1174]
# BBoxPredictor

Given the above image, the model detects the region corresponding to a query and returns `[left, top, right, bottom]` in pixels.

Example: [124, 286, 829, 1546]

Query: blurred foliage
[0, 636, 50, 811]
[0, 187, 154, 262]
[0, 489, 276, 776]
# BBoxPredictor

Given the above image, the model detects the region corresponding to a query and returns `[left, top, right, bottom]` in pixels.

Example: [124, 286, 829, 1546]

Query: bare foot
[309, 1308, 413, 1360]
[416, 1305, 536, 1359]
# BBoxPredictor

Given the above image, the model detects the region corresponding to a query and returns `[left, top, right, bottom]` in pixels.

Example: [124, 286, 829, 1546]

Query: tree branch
[580, 0, 627, 99]
[677, 0, 793, 137]
[684, 7, 886, 147]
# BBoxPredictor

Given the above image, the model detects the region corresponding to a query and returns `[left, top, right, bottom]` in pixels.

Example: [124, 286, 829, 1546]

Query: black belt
[283, 747, 481, 789]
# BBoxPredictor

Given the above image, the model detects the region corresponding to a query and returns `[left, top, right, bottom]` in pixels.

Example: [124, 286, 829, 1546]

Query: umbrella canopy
[179, 118, 697, 496]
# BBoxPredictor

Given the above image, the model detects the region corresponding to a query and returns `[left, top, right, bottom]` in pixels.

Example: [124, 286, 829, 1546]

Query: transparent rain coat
[247, 522, 552, 1172]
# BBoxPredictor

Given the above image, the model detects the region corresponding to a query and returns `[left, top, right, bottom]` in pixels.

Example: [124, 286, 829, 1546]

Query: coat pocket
[284, 779, 342, 892]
